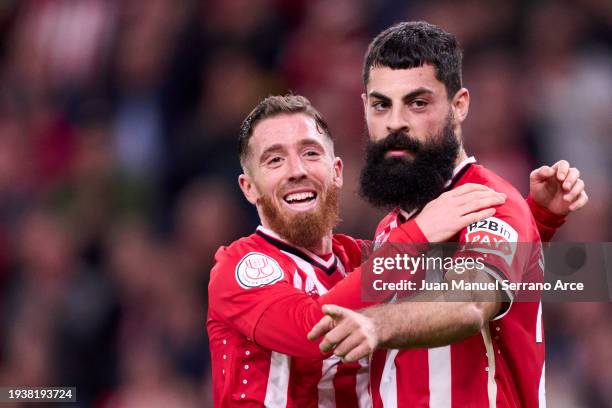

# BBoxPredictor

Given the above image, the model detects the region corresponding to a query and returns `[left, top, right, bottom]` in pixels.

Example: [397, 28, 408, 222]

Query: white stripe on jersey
[293, 270, 303, 289]
[318, 357, 340, 407]
[536, 302, 543, 343]
[538, 362, 546, 408]
[356, 358, 372, 408]
[481, 326, 497, 408]
[337, 260, 348, 277]
[264, 351, 291, 408]
[380, 349, 399, 408]
[428, 346, 452, 408]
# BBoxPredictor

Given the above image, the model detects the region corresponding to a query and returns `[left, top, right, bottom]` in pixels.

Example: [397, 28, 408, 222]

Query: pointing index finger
[307, 315, 335, 341]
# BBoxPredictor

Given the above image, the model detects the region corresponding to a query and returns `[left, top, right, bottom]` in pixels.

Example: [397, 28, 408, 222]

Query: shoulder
[211, 234, 287, 288]
[462, 165, 522, 200]
[463, 165, 531, 216]
[213, 234, 269, 266]
[460, 164, 538, 240]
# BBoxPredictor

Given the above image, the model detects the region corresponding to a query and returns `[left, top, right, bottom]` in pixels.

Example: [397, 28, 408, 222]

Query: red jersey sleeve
[209, 246, 327, 358]
[253, 273, 375, 358]
[526, 193, 566, 242]
[457, 212, 526, 283]
[454, 192, 542, 319]
[254, 234, 377, 356]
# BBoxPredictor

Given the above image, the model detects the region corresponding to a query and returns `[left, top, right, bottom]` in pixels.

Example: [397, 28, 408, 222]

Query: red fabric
[370, 163, 547, 408]
[526, 193, 566, 241]
[208, 232, 369, 407]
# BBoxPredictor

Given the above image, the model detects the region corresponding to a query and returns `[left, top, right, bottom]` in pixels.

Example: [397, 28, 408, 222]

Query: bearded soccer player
[207, 94, 586, 406]
[307, 22, 588, 407]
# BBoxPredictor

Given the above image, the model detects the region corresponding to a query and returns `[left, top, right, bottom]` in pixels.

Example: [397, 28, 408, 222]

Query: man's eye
[371, 101, 389, 111]
[411, 100, 428, 109]
[267, 157, 283, 165]
[305, 150, 320, 157]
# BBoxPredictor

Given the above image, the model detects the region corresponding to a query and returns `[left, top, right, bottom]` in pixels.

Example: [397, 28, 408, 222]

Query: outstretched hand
[307, 305, 379, 363]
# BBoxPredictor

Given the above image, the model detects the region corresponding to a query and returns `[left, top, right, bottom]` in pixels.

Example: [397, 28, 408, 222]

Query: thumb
[530, 165, 554, 182]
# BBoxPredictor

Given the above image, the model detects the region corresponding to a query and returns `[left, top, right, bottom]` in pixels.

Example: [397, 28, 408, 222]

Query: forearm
[363, 300, 489, 349]
[362, 270, 501, 349]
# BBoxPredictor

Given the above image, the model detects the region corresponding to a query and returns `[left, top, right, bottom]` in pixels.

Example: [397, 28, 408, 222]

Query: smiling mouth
[283, 191, 317, 205]
[281, 190, 319, 212]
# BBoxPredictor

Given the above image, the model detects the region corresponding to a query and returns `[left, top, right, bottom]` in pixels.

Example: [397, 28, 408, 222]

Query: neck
[304, 232, 333, 256]
[260, 220, 333, 256]
[454, 147, 468, 167]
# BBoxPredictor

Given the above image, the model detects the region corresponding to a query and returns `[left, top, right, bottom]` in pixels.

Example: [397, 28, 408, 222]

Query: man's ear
[451, 88, 470, 124]
[333, 157, 343, 189]
[361, 92, 368, 115]
[238, 173, 259, 205]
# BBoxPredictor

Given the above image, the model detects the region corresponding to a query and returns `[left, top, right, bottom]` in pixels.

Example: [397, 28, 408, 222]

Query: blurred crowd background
[0, 0, 610, 406]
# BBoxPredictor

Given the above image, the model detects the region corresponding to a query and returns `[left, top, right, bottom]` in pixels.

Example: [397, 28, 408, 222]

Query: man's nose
[386, 107, 409, 135]
[287, 155, 308, 181]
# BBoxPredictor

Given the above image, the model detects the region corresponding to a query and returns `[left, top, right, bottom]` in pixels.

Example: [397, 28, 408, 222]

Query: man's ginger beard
[258, 185, 340, 250]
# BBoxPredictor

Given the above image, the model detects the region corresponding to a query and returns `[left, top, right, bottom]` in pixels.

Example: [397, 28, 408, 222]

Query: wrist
[363, 306, 391, 346]
[526, 194, 567, 228]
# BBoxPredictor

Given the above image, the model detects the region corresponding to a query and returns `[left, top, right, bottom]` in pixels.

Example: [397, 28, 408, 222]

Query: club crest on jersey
[235, 252, 284, 289]
[464, 217, 518, 265]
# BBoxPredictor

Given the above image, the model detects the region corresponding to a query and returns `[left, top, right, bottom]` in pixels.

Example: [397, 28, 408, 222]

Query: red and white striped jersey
[369, 157, 547, 408]
[207, 226, 371, 407]
[206, 157, 565, 407]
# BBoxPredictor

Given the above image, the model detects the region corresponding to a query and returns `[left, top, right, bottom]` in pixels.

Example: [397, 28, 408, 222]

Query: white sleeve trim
[481, 265, 514, 321]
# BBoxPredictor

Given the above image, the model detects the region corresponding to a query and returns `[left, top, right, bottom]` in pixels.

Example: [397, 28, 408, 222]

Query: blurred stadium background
[0, 0, 610, 406]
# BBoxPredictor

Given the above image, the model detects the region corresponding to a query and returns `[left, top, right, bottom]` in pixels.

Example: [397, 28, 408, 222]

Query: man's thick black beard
[359, 119, 460, 211]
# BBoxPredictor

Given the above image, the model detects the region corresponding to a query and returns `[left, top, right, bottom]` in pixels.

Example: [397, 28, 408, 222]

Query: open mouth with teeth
[282, 190, 318, 211]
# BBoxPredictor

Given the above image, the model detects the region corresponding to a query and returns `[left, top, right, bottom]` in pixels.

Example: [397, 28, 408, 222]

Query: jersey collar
[255, 226, 338, 275]
[445, 156, 476, 188]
